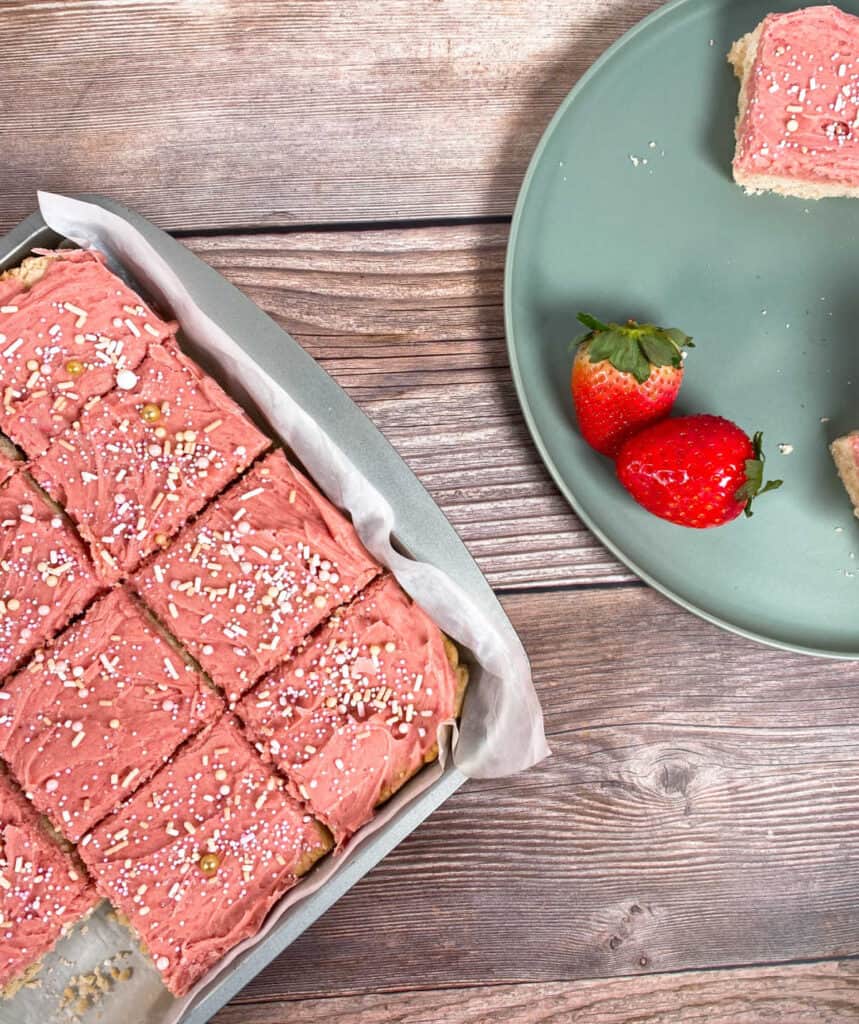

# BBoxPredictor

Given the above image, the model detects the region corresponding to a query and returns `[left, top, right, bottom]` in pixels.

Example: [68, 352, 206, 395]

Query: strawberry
[571, 313, 693, 457]
[616, 415, 782, 528]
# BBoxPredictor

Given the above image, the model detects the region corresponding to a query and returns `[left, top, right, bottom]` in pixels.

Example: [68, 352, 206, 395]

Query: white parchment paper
[16, 192, 551, 1022]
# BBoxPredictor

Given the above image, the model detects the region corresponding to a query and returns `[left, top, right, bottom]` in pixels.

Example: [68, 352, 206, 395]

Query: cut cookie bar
[730, 6, 859, 198]
[32, 342, 269, 582]
[78, 716, 331, 996]
[0, 589, 223, 843]
[0, 769, 96, 997]
[0, 250, 172, 456]
[0, 472, 101, 681]
[237, 573, 468, 843]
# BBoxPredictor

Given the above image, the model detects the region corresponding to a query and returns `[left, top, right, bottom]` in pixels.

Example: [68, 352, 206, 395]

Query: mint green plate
[505, 0, 859, 658]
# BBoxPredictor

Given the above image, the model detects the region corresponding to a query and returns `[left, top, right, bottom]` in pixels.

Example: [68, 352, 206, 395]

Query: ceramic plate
[505, 0, 859, 657]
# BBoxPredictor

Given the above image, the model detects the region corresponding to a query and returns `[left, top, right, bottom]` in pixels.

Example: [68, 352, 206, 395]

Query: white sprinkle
[238, 487, 264, 502]
[115, 369, 138, 390]
[2, 338, 22, 358]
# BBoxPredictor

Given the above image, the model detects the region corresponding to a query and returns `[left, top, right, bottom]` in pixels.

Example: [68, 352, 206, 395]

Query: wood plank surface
[0, 0, 661, 232]
[181, 225, 634, 589]
[213, 960, 859, 1023]
[203, 585, 859, 1005]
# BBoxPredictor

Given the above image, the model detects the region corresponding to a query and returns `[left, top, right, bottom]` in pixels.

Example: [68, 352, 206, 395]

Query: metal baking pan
[0, 196, 514, 1023]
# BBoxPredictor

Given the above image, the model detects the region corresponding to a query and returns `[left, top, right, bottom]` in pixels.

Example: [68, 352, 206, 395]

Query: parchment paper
[7, 192, 551, 1023]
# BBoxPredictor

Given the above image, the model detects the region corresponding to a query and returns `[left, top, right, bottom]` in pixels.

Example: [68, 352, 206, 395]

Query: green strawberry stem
[575, 313, 694, 385]
[735, 432, 783, 518]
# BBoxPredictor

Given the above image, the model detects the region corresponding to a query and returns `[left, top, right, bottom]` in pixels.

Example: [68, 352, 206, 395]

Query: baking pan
[0, 196, 519, 1023]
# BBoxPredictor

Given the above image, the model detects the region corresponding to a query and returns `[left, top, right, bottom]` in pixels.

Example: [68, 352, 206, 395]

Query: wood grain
[213, 960, 859, 1023]
[0, 0, 661, 231]
[203, 585, 859, 1004]
[181, 225, 633, 589]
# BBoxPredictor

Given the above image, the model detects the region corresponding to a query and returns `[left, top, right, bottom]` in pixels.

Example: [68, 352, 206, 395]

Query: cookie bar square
[0, 589, 223, 843]
[78, 716, 331, 996]
[237, 574, 467, 843]
[0, 249, 171, 456]
[730, 6, 859, 198]
[32, 342, 269, 582]
[0, 473, 101, 681]
[0, 770, 96, 996]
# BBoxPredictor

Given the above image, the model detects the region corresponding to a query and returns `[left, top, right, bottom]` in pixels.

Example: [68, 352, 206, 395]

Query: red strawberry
[616, 415, 782, 528]
[571, 313, 693, 457]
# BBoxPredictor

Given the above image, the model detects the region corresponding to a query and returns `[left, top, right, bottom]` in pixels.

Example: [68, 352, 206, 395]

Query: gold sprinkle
[65, 359, 85, 377]
[198, 852, 221, 877]
[140, 402, 162, 423]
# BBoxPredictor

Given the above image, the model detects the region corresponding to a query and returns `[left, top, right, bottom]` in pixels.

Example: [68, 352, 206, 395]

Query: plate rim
[503, 0, 859, 661]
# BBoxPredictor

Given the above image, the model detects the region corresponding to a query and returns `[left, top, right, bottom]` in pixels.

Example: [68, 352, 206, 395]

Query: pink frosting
[0, 250, 171, 457]
[0, 589, 223, 843]
[0, 771, 96, 989]
[78, 716, 329, 996]
[134, 449, 380, 704]
[237, 574, 460, 844]
[0, 473, 101, 680]
[32, 342, 269, 583]
[735, 6, 859, 185]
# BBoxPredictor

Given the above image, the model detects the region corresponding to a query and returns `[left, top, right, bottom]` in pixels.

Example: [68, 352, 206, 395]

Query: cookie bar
[0, 770, 96, 997]
[730, 6, 859, 198]
[237, 574, 467, 843]
[78, 716, 331, 996]
[32, 342, 269, 583]
[0, 250, 172, 456]
[0, 589, 223, 843]
[0, 472, 101, 680]
[133, 449, 380, 704]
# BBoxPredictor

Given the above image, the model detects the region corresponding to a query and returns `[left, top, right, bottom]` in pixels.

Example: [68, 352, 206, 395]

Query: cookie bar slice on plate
[78, 716, 331, 996]
[730, 5, 859, 198]
[133, 449, 380, 705]
[0, 472, 101, 680]
[0, 249, 173, 457]
[237, 573, 468, 844]
[32, 342, 269, 583]
[0, 769, 96, 998]
[0, 589, 223, 843]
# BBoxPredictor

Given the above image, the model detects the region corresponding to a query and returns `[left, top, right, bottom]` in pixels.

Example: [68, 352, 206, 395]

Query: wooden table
[4, 2, 859, 1020]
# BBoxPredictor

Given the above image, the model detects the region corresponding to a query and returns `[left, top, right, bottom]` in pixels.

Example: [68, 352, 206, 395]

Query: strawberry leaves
[735, 431, 783, 517]
[576, 312, 610, 333]
[575, 313, 694, 385]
